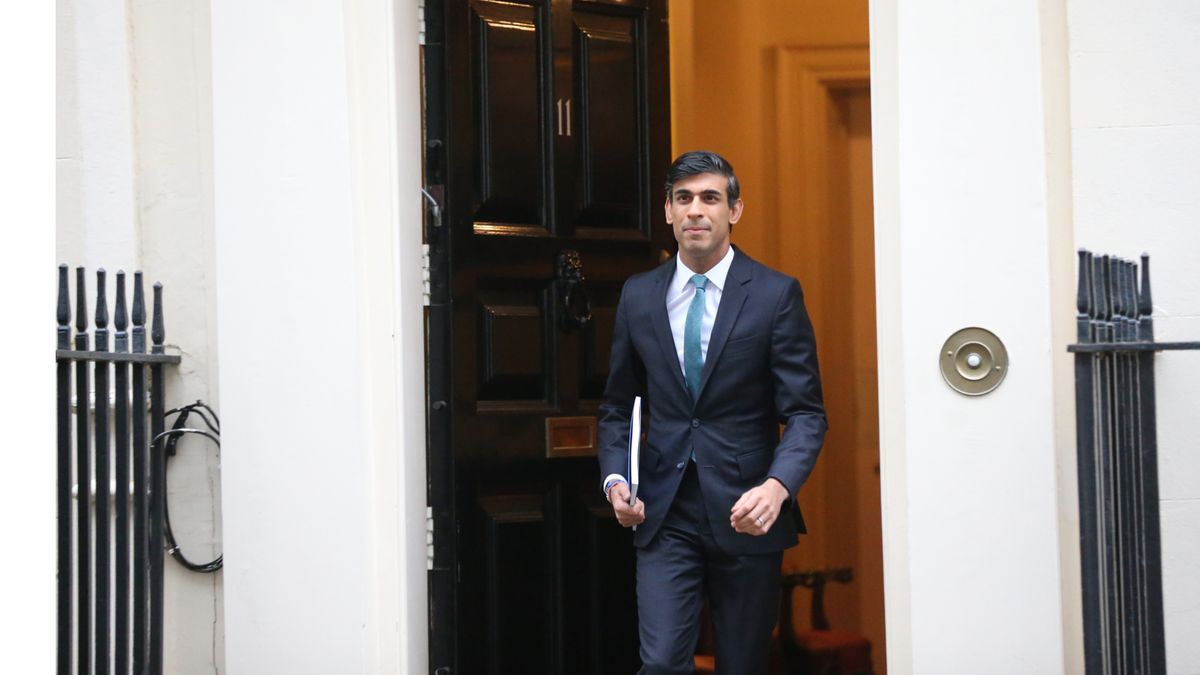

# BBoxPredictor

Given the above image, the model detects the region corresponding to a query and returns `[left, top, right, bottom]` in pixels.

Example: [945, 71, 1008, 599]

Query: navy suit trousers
[636, 463, 782, 675]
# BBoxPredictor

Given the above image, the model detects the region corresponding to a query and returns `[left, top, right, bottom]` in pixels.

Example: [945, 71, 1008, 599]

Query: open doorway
[671, 1, 885, 670]
[422, 0, 882, 671]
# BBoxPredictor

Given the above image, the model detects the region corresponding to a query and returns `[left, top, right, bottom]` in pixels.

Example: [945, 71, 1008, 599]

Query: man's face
[665, 172, 743, 269]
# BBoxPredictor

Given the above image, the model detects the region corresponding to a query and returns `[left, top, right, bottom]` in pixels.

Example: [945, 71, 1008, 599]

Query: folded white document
[629, 395, 642, 508]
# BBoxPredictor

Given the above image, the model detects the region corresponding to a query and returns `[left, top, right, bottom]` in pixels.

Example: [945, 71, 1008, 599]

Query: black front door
[424, 1, 672, 672]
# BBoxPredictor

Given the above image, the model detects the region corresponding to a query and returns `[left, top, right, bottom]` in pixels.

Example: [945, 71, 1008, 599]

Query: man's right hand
[608, 482, 645, 528]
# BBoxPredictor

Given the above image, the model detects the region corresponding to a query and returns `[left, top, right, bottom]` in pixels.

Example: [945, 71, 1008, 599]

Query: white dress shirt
[603, 247, 736, 497]
[666, 246, 734, 377]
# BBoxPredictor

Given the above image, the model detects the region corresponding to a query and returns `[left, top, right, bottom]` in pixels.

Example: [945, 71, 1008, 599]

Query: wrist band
[604, 478, 625, 501]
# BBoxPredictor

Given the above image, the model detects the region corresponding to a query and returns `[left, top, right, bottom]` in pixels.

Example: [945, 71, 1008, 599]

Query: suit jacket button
[691, 418, 700, 428]
[676, 462, 685, 469]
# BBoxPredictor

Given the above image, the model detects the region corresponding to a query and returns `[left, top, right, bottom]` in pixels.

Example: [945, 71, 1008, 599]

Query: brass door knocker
[556, 250, 592, 329]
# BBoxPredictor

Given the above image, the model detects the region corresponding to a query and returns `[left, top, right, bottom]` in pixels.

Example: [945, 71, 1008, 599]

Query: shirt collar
[673, 245, 735, 295]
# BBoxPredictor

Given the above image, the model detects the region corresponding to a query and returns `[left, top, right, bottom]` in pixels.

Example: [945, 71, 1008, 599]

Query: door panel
[573, 12, 643, 228]
[480, 493, 553, 675]
[562, 494, 642, 675]
[470, 0, 551, 228]
[476, 287, 551, 404]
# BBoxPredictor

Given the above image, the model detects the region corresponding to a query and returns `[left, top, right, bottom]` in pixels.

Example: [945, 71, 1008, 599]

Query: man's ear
[664, 197, 674, 224]
[728, 198, 744, 224]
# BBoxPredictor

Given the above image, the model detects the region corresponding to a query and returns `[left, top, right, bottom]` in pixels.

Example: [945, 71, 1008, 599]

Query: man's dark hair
[663, 150, 741, 206]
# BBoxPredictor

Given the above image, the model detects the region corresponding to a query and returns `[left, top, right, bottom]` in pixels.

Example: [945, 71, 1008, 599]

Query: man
[598, 150, 827, 675]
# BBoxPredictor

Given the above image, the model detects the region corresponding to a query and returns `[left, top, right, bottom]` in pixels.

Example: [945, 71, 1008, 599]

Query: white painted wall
[211, 0, 426, 671]
[57, 0, 139, 273]
[57, 0, 223, 671]
[1066, 1, 1200, 671]
[870, 0, 1073, 672]
[6, 4, 57, 672]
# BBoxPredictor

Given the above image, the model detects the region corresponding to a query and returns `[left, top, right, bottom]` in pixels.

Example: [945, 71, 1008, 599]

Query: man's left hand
[730, 478, 791, 535]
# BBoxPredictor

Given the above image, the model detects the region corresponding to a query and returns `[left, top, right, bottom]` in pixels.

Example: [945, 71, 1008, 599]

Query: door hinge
[418, 0, 427, 46]
[421, 244, 432, 307]
[425, 505, 435, 570]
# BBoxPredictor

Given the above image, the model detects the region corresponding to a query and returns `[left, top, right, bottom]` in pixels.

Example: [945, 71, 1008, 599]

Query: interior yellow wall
[669, 1, 884, 670]
[670, 0, 869, 267]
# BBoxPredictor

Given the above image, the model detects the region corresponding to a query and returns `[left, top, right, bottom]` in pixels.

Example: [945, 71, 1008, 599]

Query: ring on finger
[755, 516, 764, 526]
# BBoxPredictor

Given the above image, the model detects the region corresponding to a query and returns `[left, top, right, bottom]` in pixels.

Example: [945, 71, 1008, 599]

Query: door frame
[419, 0, 1082, 671]
[866, 1, 1080, 673]
[421, 2, 457, 675]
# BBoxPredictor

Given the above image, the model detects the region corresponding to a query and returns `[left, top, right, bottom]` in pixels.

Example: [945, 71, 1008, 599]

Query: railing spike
[1076, 249, 1090, 315]
[115, 271, 129, 352]
[1125, 259, 1134, 320]
[1085, 251, 1095, 318]
[1077, 250, 1094, 343]
[1123, 258, 1132, 321]
[1138, 253, 1154, 342]
[132, 272, 146, 354]
[1139, 253, 1152, 318]
[1123, 259, 1134, 320]
[152, 282, 165, 354]
[75, 267, 88, 334]
[1107, 265, 1117, 341]
[132, 271, 146, 326]
[1123, 260, 1135, 341]
[57, 265, 70, 350]
[1099, 255, 1112, 322]
[1109, 255, 1121, 322]
[1112, 258, 1125, 320]
[1118, 258, 1128, 319]
[95, 268, 109, 351]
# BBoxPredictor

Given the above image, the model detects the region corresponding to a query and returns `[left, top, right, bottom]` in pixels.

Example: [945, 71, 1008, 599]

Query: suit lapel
[696, 249, 753, 402]
[650, 261, 690, 396]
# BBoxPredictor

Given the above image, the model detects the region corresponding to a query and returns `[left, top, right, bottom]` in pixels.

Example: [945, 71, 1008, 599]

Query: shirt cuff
[602, 473, 627, 495]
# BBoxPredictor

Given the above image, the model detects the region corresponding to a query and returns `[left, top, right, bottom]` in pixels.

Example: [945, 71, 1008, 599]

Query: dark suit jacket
[598, 247, 828, 555]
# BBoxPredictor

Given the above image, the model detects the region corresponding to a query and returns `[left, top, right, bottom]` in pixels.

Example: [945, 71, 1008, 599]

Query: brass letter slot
[545, 416, 597, 458]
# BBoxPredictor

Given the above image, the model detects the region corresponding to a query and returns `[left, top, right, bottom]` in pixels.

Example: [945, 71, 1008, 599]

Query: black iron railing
[57, 265, 180, 675]
[1069, 250, 1199, 675]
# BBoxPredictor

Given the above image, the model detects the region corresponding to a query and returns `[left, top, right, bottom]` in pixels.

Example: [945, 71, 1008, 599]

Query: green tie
[684, 274, 708, 399]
